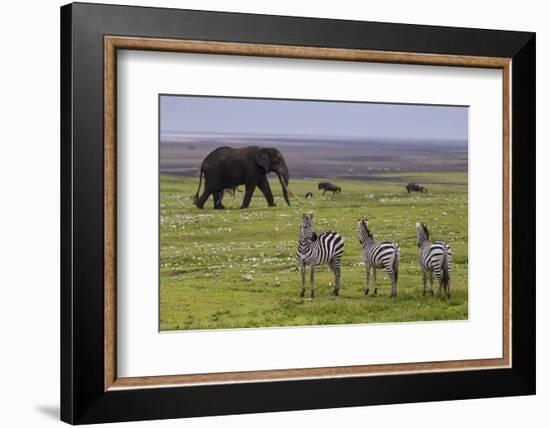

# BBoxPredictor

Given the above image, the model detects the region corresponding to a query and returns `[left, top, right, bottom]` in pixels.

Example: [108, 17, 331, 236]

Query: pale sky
[160, 95, 468, 142]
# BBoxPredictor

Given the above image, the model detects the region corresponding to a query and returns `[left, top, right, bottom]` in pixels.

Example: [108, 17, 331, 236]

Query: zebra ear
[309, 212, 314, 219]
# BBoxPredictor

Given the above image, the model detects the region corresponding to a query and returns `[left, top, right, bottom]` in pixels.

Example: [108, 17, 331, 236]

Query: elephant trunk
[276, 166, 291, 206]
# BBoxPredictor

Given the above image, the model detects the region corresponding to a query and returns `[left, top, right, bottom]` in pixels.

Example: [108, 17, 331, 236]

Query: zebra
[416, 222, 452, 298]
[357, 218, 400, 298]
[296, 213, 345, 298]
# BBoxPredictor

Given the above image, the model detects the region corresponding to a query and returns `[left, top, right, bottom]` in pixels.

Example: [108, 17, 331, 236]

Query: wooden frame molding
[104, 35, 512, 391]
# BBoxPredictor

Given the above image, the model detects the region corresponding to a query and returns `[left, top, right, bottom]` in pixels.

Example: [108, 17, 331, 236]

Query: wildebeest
[305, 192, 313, 199]
[406, 182, 427, 193]
[318, 182, 341, 195]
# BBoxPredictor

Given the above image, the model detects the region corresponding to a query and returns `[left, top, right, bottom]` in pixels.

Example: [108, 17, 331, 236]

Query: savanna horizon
[160, 136, 468, 178]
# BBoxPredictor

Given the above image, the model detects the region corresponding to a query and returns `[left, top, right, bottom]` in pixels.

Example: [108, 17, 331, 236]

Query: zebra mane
[362, 220, 373, 239]
[421, 223, 430, 240]
[358, 219, 374, 241]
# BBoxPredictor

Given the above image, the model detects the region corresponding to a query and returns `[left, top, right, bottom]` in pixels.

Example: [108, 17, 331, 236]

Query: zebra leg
[299, 263, 306, 298]
[309, 265, 316, 299]
[446, 277, 451, 299]
[422, 269, 427, 296]
[429, 271, 434, 296]
[329, 260, 340, 296]
[373, 268, 378, 295]
[365, 263, 371, 295]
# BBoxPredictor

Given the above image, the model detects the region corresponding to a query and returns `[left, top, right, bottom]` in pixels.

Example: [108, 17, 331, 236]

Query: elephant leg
[213, 190, 225, 209]
[195, 188, 213, 209]
[257, 177, 276, 207]
[241, 183, 256, 209]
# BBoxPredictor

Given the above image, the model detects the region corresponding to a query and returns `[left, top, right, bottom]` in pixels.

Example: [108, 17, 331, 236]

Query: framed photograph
[61, 2, 535, 424]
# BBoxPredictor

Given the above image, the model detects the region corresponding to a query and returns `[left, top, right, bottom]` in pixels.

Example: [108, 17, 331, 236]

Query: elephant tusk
[281, 178, 295, 198]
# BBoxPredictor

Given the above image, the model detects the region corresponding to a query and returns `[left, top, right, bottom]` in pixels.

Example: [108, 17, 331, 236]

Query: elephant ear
[255, 149, 271, 172]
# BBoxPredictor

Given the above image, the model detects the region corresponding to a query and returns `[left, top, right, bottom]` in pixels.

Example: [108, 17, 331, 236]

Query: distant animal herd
[297, 214, 452, 299]
[219, 180, 429, 201]
[302, 181, 427, 198]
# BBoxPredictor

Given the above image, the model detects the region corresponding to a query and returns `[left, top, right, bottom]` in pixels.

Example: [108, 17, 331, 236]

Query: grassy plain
[160, 172, 468, 331]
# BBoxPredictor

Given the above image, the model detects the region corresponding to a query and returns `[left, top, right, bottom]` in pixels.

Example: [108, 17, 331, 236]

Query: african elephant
[193, 146, 291, 209]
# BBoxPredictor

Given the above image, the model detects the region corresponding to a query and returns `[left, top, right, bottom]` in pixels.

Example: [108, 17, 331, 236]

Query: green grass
[160, 172, 468, 331]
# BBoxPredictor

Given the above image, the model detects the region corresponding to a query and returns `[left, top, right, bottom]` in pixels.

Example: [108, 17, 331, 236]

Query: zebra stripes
[296, 213, 345, 298]
[416, 222, 452, 297]
[357, 219, 400, 298]
[294, 214, 453, 299]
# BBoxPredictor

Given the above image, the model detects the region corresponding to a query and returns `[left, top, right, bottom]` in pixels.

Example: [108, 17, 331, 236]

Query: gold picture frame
[103, 36, 512, 391]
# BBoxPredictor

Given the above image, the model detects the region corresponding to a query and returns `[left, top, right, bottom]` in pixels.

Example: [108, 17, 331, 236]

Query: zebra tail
[393, 246, 399, 283]
[193, 169, 204, 206]
[442, 250, 450, 289]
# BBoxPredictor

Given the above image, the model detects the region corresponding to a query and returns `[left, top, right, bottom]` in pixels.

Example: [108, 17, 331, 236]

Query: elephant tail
[193, 169, 204, 206]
